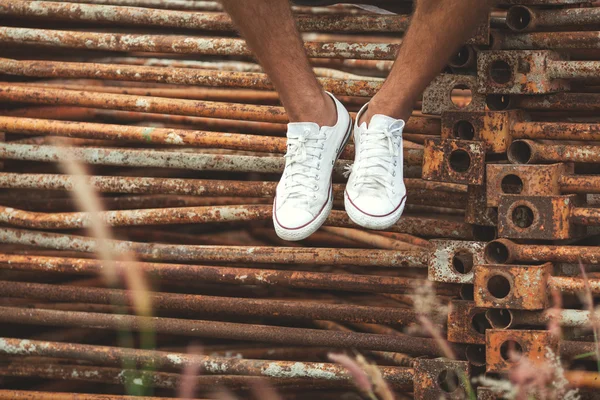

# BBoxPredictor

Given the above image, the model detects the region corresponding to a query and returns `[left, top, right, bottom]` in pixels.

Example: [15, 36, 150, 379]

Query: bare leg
[362, 0, 493, 124]
[221, 0, 336, 126]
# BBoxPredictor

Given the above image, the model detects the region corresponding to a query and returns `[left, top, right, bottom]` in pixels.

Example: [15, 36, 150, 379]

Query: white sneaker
[344, 103, 406, 230]
[273, 92, 352, 241]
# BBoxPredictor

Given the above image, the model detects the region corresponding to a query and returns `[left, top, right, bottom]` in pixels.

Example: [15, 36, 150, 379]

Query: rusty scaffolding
[0, 1, 599, 399]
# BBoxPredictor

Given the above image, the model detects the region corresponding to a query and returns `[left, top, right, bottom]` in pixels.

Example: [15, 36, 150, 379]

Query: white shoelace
[346, 122, 403, 194]
[282, 129, 326, 204]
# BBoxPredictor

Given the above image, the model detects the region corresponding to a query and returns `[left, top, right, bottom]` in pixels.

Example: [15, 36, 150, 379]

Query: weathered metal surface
[506, 5, 600, 32]
[0, 254, 460, 294]
[0, 390, 181, 400]
[496, 31, 600, 50]
[0, 307, 453, 357]
[0, 58, 384, 97]
[497, 194, 584, 240]
[0, 281, 423, 325]
[0, 1, 414, 32]
[512, 119, 600, 141]
[488, 92, 600, 112]
[440, 110, 518, 154]
[508, 139, 600, 164]
[428, 240, 486, 284]
[564, 371, 600, 390]
[465, 185, 498, 227]
[422, 139, 486, 185]
[486, 238, 600, 269]
[486, 163, 574, 206]
[447, 300, 491, 345]
[0, 27, 401, 59]
[0, 365, 360, 391]
[486, 330, 559, 373]
[0, 338, 416, 386]
[2, 2, 599, 396]
[0, 227, 429, 266]
[0, 84, 290, 123]
[414, 359, 471, 400]
[0, 116, 292, 152]
[477, 50, 569, 95]
[486, 308, 598, 330]
[422, 74, 486, 115]
[473, 263, 553, 310]
[0, 173, 460, 201]
[0, 204, 472, 238]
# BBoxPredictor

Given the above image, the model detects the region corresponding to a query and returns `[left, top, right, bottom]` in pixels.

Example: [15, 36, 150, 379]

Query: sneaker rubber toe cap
[347, 193, 397, 217]
[274, 206, 315, 230]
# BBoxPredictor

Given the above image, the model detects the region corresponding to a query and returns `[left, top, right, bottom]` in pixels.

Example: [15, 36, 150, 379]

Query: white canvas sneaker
[273, 92, 352, 241]
[344, 103, 406, 230]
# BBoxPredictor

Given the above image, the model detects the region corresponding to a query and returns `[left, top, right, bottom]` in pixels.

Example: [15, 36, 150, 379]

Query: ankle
[286, 92, 337, 127]
[359, 98, 413, 126]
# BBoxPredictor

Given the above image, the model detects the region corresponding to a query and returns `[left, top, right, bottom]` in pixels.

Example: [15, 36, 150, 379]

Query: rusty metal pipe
[0, 281, 423, 325]
[485, 308, 598, 329]
[0, 205, 471, 239]
[0, 203, 278, 228]
[0, 307, 453, 358]
[506, 5, 600, 33]
[508, 139, 600, 164]
[549, 276, 600, 295]
[0, 254, 459, 294]
[0, 337, 416, 386]
[565, 371, 600, 390]
[0, 174, 462, 202]
[498, 31, 600, 50]
[0, 116, 293, 153]
[548, 61, 600, 80]
[0, 86, 435, 143]
[0, 116, 424, 164]
[0, 390, 183, 400]
[485, 240, 600, 289]
[0, 58, 383, 97]
[570, 207, 600, 225]
[49, 0, 223, 11]
[0, 227, 430, 267]
[0, 143, 345, 172]
[0, 84, 290, 124]
[0, 365, 355, 391]
[11, 81, 283, 104]
[0, 1, 412, 33]
[512, 120, 600, 141]
[0, 173, 279, 197]
[0, 27, 400, 60]
[488, 92, 600, 112]
[559, 175, 600, 194]
[2, 106, 289, 135]
[560, 340, 600, 362]
[0, 103, 438, 136]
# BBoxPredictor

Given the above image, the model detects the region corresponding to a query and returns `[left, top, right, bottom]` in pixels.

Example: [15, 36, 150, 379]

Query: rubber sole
[344, 189, 407, 230]
[273, 119, 353, 241]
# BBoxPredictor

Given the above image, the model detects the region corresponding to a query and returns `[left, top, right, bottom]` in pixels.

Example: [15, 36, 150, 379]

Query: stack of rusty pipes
[0, 0, 598, 399]
[428, 1, 600, 399]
